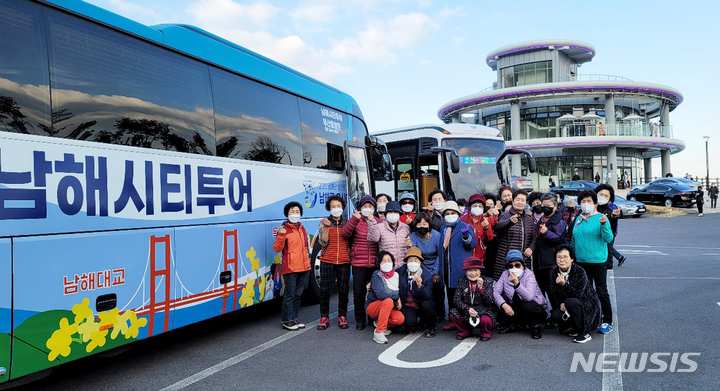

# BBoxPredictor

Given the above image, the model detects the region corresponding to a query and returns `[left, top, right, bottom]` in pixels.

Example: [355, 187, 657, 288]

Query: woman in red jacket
[317, 195, 351, 330]
[460, 194, 494, 263]
[342, 195, 379, 330]
[273, 202, 311, 331]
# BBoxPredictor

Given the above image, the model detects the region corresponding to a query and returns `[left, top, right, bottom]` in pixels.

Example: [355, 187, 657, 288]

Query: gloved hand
[461, 224, 470, 238]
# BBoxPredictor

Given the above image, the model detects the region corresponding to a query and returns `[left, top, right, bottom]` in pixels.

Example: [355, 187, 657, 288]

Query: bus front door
[0, 239, 10, 383]
[344, 141, 372, 211]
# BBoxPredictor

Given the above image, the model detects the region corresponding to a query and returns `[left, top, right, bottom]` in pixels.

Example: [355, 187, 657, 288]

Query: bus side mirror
[430, 147, 460, 174]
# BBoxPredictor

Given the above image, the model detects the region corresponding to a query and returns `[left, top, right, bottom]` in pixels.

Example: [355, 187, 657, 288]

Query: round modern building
[438, 39, 684, 189]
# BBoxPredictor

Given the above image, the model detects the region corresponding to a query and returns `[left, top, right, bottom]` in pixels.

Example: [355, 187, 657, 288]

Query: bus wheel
[302, 239, 322, 305]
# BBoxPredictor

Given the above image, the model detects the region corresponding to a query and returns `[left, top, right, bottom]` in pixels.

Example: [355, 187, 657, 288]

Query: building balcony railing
[557, 74, 634, 82]
[559, 123, 673, 138]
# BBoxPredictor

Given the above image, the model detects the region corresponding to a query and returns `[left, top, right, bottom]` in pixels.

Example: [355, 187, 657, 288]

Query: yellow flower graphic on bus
[45, 298, 147, 361]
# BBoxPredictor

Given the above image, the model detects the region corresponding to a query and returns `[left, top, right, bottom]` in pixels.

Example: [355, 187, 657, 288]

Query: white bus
[373, 123, 535, 204]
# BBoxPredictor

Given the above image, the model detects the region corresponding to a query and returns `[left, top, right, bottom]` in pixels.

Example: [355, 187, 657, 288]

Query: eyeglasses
[556, 255, 572, 261]
[401, 201, 414, 205]
[507, 262, 523, 269]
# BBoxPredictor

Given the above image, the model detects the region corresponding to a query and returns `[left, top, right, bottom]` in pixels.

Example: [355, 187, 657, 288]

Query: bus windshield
[441, 138, 505, 199]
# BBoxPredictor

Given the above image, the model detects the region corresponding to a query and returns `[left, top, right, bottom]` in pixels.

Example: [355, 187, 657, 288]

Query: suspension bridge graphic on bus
[122, 230, 275, 336]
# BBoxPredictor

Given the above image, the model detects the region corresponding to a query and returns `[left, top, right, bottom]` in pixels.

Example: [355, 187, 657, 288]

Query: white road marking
[702, 253, 720, 256]
[617, 250, 668, 256]
[614, 277, 720, 280]
[616, 245, 720, 251]
[615, 245, 651, 248]
[603, 270, 623, 391]
[378, 332, 479, 368]
[159, 306, 352, 391]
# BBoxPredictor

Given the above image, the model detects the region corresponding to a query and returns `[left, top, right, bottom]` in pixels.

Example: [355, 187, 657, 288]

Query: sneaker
[600, 323, 614, 333]
[282, 322, 298, 331]
[373, 331, 388, 344]
[424, 328, 437, 338]
[292, 320, 305, 329]
[573, 333, 592, 343]
[568, 331, 579, 337]
[618, 256, 626, 267]
[383, 328, 392, 336]
[317, 316, 330, 330]
[699, 213, 704, 217]
[338, 316, 349, 329]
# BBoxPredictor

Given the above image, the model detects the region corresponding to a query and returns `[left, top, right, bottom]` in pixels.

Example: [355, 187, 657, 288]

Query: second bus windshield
[441, 138, 505, 199]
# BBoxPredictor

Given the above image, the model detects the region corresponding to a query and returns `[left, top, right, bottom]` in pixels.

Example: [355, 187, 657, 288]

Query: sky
[84, 0, 720, 180]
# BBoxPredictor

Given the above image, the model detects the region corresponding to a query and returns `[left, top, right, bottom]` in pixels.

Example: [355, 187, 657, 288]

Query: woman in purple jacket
[494, 249, 548, 339]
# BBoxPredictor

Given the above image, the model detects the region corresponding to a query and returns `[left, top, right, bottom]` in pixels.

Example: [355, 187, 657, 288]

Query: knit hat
[399, 192, 417, 212]
[385, 200, 402, 213]
[468, 194, 486, 206]
[564, 197, 577, 208]
[505, 249, 524, 264]
[403, 247, 424, 263]
[442, 201, 460, 215]
[462, 256, 485, 270]
[357, 195, 377, 209]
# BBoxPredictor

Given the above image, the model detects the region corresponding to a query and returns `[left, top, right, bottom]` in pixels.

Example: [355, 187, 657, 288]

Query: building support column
[660, 103, 670, 126]
[661, 149, 672, 177]
[510, 101, 521, 177]
[644, 157, 653, 183]
[607, 145, 618, 186]
[451, 115, 461, 123]
[604, 94, 615, 136]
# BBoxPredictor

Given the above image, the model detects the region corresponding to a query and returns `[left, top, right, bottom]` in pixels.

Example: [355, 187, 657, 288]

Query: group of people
[273, 185, 623, 345]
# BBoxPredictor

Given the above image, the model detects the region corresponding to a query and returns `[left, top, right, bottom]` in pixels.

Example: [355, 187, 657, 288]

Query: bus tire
[302, 239, 322, 305]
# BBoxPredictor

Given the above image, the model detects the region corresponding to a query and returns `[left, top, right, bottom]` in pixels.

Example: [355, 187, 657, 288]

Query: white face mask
[471, 206, 483, 216]
[407, 262, 421, 273]
[581, 203, 595, 214]
[380, 263, 394, 273]
[433, 202, 445, 211]
[361, 208, 373, 217]
[401, 204, 414, 213]
[385, 213, 400, 224]
[509, 268, 524, 278]
[377, 203, 387, 212]
[597, 196, 609, 206]
[444, 214, 459, 224]
[458, 207, 466, 213]
[288, 214, 301, 224]
[330, 207, 343, 217]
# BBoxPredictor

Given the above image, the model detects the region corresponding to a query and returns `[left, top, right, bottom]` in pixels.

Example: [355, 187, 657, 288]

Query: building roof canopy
[486, 39, 596, 70]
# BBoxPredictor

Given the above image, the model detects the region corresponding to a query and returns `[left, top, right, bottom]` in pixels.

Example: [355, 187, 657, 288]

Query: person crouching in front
[365, 251, 405, 344]
[397, 247, 436, 337]
[449, 256, 496, 341]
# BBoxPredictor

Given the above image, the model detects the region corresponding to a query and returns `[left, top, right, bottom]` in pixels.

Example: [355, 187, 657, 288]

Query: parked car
[627, 183, 697, 208]
[511, 175, 534, 191]
[649, 177, 701, 189]
[549, 180, 599, 196]
[614, 195, 647, 218]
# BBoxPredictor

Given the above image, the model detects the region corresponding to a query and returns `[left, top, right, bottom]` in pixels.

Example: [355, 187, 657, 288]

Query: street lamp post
[704, 136, 710, 189]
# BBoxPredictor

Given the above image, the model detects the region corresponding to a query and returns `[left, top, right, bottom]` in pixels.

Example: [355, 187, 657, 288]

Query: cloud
[329, 13, 439, 64]
[186, 0, 282, 30]
[108, 0, 159, 19]
[289, 0, 340, 24]
[453, 36, 465, 43]
[419, 0, 432, 7]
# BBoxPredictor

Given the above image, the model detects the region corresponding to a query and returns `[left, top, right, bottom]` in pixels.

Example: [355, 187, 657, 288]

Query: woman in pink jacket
[368, 201, 411, 270]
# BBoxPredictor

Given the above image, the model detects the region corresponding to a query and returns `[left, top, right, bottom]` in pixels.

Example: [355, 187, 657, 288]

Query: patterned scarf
[576, 210, 600, 226]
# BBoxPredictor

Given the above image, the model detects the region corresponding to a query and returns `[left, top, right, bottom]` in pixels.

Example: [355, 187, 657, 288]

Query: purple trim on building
[440, 85, 682, 119]
[508, 140, 683, 150]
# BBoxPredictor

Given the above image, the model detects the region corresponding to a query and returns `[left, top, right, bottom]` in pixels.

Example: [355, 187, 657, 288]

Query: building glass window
[500, 61, 552, 88]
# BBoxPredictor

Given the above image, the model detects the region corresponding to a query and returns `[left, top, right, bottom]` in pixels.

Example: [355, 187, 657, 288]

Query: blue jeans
[281, 271, 308, 323]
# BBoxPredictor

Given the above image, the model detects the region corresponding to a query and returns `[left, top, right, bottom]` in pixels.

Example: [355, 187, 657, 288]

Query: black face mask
[532, 205, 542, 214]
[501, 201, 512, 209]
[483, 206, 490, 214]
[416, 227, 430, 236]
[541, 206, 554, 216]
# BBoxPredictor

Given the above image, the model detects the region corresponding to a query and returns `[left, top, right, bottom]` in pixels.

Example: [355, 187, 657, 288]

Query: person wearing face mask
[273, 202, 311, 331]
[563, 197, 578, 243]
[555, 191, 567, 216]
[397, 247, 436, 337]
[528, 192, 544, 224]
[399, 193, 417, 225]
[439, 201, 477, 331]
[375, 193, 392, 222]
[482, 193, 500, 279]
[368, 201, 411, 270]
[570, 190, 614, 334]
[366, 251, 405, 344]
[449, 257, 496, 341]
[426, 189, 448, 231]
[548, 245, 601, 343]
[341, 195, 379, 330]
[456, 198, 468, 216]
[409, 213, 445, 322]
[493, 190, 536, 281]
[317, 195, 351, 330]
[594, 184, 625, 269]
[460, 194, 494, 264]
[494, 250, 548, 339]
[533, 193, 567, 328]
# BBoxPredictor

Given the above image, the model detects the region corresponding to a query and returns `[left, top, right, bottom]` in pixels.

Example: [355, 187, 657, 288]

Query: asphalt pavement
[7, 210, 720, 391]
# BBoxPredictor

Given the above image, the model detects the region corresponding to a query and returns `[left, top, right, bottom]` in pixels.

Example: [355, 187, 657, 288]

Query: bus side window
[298, 99, 348, 171]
